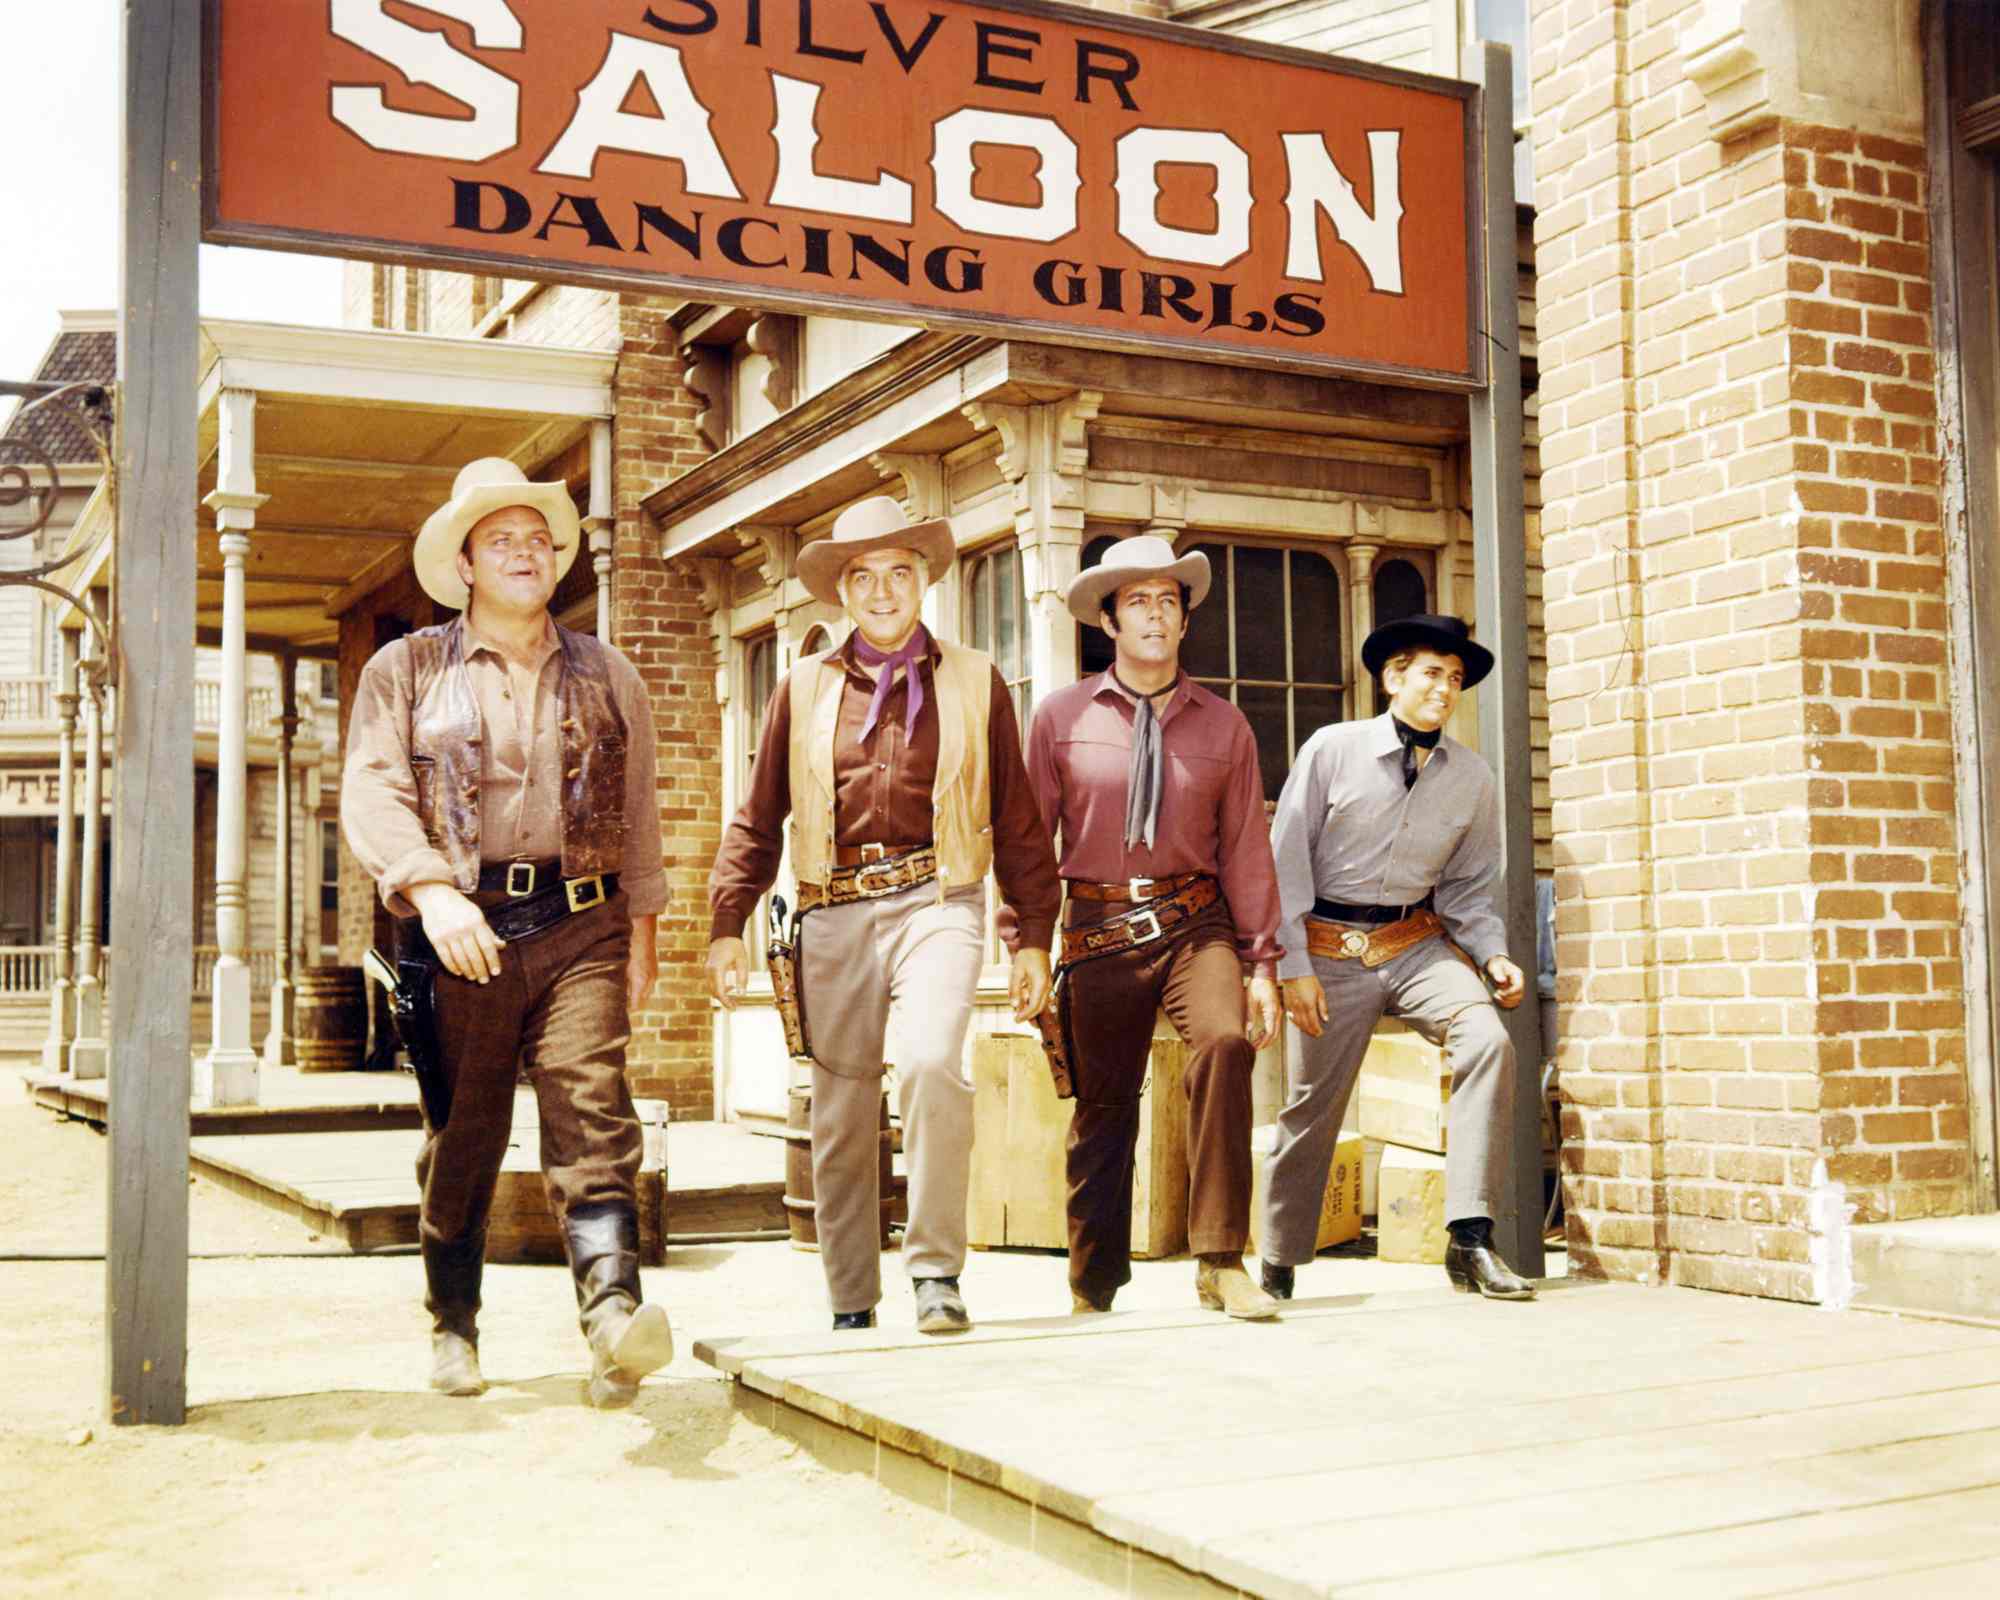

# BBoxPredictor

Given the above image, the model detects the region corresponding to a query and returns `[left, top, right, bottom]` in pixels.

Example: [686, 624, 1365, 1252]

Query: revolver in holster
[1034, 969, 1077, 1100]
[362, 937, 451, 1129]
[766, 894, 813, 1062]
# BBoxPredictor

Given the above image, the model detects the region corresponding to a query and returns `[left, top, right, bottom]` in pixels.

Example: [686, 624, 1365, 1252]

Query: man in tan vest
[708, 497, 1060, 1333]
[344, 458, 675, 1409]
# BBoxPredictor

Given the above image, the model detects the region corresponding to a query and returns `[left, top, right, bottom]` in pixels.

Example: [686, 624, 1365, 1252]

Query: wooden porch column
[585, 418, 614, 638]
[262, 653, 298, 1068]
[70, 629, 109, 1081]
[41, 628, 78, 1074]
[195, 386, 267, 1107]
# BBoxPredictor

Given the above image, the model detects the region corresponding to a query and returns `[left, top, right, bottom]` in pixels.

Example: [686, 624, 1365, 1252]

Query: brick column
[612, 296, 724, 1119]
[1532, 0, 1970, 1300]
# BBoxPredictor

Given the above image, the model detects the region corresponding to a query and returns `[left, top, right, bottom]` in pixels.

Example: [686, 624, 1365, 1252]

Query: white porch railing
[192, 946, 277, 995]
[0, 676, 52, 722]
[0, 946, 57, 994]
[192, 683, 282, 732]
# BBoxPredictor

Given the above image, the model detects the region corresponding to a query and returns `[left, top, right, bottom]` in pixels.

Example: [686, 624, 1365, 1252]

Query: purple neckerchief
[851, 625, 930, 746]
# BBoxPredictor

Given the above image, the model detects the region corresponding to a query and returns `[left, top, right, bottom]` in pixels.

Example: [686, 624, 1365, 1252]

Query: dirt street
[0, 1070, 1446, 1599]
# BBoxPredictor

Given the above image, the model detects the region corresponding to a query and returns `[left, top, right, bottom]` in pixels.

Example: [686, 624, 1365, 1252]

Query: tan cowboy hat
[412, 457, 582, 610]
[1065, 532, 1212, 625]
[795, 496, 956, 606]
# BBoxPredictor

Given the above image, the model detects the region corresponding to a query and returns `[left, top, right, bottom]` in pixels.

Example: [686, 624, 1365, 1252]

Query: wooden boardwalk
[698, 1280, 2000, 1598]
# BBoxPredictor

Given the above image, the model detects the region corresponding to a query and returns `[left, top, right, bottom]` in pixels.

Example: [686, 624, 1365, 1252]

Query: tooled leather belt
[797, 844, 938, 910]
[1059, 874, 1221, 966]
[1303, 907, 1444, 969]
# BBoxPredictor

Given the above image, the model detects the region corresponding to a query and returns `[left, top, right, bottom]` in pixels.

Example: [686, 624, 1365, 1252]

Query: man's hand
[707, 936, 750, 1009]
[627, 915, 659, 1013]
[1246, 973, 1281, 1051]
[407, 882, 504, 984]
[1486, 955, 1526, 1010]
[1282, 974, 1328, 1039]
[1010, 948, 1052, 1022]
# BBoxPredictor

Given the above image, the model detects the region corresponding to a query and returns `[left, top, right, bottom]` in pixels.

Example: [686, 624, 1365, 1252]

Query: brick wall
[611, 297, 725, 1115]
[1532, 0, 1969, 1300]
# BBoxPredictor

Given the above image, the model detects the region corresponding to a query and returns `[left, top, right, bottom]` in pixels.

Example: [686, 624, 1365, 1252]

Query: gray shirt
[1271, 713, 1508, 979]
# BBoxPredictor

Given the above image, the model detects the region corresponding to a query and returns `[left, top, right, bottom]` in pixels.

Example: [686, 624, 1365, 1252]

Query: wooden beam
[1465, 41, 1545, 1280]
[195, 628, 338, 661]
[324, 544, 410, 618]
[109, 0, 197, 1427]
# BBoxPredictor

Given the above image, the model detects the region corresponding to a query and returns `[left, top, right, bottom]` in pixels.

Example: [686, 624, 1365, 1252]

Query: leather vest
[403, 616, 627, 889]
[786, 637, 994, 895]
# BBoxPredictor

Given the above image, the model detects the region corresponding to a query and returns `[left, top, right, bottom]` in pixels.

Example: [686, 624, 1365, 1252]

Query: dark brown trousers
[1062, 901, 1254, 1303]
[418, 891, 641, 1249]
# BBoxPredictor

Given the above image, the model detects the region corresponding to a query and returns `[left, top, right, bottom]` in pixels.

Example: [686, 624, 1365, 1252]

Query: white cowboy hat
[412, 457, 582, 610]
[1064, 532, 1212, 625]
[795, 496, 957, 607]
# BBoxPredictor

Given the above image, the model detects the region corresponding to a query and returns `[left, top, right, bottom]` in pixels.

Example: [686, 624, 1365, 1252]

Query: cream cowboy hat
[412, 457, 582, 610]
[795, 496, 957, 607]
[1064, 532, 1212, 625]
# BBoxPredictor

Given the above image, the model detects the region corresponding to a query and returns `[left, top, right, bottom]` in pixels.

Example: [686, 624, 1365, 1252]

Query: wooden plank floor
[31, 1063, 424, 1135]
[188, 1092, 795, 1256]
[696, 1281, 2000, 1599]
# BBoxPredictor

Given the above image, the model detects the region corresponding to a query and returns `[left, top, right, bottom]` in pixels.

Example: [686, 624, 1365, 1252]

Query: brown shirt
[707, 633, 1060, 951]
[1021, 670, 1284, 973]
[342, 615, 667, 919]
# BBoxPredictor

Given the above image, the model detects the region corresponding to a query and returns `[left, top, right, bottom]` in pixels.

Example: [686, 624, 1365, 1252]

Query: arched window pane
[1078, 535, 1119, 677]
[1291, 551, 1342, 684]
[1373, 558, 1428, 627]
[1179, 542, 1229, 679]
[1233, 547, 1286, 682]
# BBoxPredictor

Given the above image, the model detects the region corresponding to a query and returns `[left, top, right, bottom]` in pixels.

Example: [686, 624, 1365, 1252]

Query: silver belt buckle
[1128, 876, 1158, 901]
[853, 858, 901, 897]
[856, 842, 890, 863]
[505, 861, 537, 898]
[1342, 929, 1368, 957]
[1127, 910, 1163, 944]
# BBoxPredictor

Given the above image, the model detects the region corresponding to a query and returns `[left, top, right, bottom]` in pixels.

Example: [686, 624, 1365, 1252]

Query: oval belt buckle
[1342, 930, 1368, 958]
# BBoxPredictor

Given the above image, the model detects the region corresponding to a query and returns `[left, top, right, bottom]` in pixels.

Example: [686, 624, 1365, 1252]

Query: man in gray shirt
[1260, 614, 1536, 1301]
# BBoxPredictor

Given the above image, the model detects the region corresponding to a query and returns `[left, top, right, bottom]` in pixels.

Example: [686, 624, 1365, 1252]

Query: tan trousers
[798, 879, 986, 1315]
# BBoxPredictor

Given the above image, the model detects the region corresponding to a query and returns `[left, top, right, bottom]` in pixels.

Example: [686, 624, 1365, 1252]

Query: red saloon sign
[204, 0, 1483, 387]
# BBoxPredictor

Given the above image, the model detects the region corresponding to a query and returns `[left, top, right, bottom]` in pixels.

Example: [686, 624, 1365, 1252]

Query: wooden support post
[196, 387, 266, 1107]
[586, 418, 613, 639]
[42, 627, 78, 1075]
[263, 653, 298, 1068]
[1464, 39, 1545, 1279]
[109, 0, 199, 1426]
[71, 629, 109, 1081]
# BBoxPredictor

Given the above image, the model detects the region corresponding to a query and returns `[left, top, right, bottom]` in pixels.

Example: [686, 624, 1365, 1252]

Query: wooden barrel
[294, 965, 367, 1072]
[782, 1082, 897, 1252]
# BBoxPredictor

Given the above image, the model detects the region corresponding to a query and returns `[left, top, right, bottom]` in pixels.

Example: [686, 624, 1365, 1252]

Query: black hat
[1361, 613, 1495, 688]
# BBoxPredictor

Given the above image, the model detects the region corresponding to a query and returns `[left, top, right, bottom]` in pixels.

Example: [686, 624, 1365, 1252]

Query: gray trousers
[799, 879, 985, 1315]
[1263, 933, 1515, 1267]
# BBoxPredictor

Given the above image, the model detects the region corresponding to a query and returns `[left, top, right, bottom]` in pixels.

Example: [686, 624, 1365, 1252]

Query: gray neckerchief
[1115, 671, 1174, 851]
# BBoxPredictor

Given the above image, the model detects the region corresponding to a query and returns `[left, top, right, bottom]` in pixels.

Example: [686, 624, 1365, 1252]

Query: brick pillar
[612, 296, 724, 1118]
[1532, 0, 1970, 1300]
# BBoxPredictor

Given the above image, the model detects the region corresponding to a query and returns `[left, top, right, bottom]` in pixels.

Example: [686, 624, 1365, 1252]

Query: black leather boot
[1260, 1260, 1295, 1301]
[563, 1202, 674, 1409]
[1444, 1218, 1537, 1301]
[422, 1228, 487, 1396]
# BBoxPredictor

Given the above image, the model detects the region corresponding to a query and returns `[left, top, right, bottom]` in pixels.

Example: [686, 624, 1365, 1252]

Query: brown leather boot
[422, 1228, 488, 1397]
[1196, 1254, 1280, 1320]
[564, 1203, 674, 1410]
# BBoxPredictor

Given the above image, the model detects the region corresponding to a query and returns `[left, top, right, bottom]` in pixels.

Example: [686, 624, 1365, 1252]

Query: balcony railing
[0, 945, 278, 998]
[1, 677, 315, 735]
[0, 945, 59, 995]
[0, 676, 51, 722]
[191, 946, 278, 995]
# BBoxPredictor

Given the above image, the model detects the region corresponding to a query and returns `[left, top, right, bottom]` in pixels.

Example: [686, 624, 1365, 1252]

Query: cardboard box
[968, 1032, 1189, 1258]
[1249, 1126, 1363, 1256]
[1377, 1144, 1449, 1264]
[1358, 1032, 1452, 1154]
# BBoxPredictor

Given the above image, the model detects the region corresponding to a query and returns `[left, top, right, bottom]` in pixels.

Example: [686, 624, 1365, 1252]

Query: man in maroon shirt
[707, 497, 1059, 1334]
[1023, 535, 1285, 1319]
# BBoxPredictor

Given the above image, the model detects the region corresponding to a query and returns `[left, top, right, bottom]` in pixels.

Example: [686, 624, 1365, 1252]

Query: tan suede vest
[786, 637, 993, 894]
[403, 616, 627, 889]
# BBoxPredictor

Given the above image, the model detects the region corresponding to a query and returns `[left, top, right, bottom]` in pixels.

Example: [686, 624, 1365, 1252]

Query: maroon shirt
[707, 633, 1060, 952]
[1021, 670, 1283, 974]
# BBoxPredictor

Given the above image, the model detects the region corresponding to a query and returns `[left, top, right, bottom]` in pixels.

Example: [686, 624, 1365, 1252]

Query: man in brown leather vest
[343, 457, 675, 1408]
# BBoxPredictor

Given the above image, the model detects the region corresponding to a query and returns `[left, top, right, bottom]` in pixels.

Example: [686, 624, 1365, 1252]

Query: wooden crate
[1248, 1128, 1363, 1256]
[1377, 1144, 1449, 1265]
[487, 1167, 667, 1266]
[969, 1031, 1190, 1259]
[1358, 1032, 1452, 1154]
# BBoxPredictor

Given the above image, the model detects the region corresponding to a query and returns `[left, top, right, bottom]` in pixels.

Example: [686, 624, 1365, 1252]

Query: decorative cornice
[868, 451, 948, 519]
[1679, 1, 1774, 143]
[740, 525, 794, 590]
[681, 343, 728, 455]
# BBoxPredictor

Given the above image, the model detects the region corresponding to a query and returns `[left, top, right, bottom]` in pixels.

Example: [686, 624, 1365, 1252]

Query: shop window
[318, 818, 340, 955]
[800, 624, 832, 658]
[963, 541, 1030, 735]
[1368, 556, 1432, 716]
[1076, 535, 1344, 802]
[739, 632, 779, 972]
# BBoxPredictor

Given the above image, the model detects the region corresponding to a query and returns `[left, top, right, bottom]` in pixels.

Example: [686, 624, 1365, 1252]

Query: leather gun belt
[797, 845, 938, 911]
[1059, 874, 1220, 967]
[1303, 907, 1445, 969]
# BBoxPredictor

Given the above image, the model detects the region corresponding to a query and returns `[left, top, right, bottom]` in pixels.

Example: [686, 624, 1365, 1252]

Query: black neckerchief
[1391, 715, 1441, 790]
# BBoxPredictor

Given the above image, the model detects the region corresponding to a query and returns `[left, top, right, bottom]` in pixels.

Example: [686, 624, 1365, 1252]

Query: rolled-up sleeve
[341, 643, 457, 919]
[605, 647, 668, 919]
